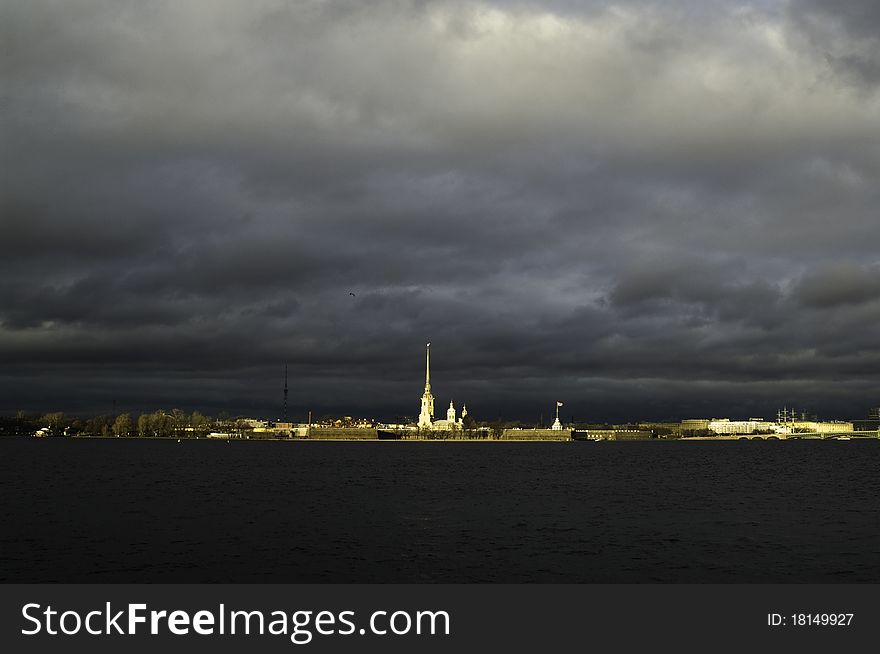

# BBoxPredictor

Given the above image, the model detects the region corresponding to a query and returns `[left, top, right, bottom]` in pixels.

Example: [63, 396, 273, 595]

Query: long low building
[708, 419, 773, 435]
[700, 418, 854, 436]
[501, 428, 571, 441]
[789, 421, 853, 435]
[306, 427, 378, 440]
[572, 429, 653, 441]
[681, 419, 710, 433]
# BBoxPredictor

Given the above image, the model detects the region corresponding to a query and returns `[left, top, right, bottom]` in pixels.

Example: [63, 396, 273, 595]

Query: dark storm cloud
[793, 264, 880, 308]
[789, 0, 880, 88]
[1, 0, 878, 420]
[796, 0, 880, 40]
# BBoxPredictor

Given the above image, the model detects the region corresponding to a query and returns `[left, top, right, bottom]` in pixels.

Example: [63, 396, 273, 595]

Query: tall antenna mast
[282, 364, 288, 422]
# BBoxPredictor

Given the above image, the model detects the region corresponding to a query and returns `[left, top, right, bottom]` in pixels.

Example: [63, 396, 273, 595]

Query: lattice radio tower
[282, 364, 288, 423]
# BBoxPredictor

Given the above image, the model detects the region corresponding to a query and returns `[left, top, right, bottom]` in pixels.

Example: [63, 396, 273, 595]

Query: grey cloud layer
[1, 0, 878, 420]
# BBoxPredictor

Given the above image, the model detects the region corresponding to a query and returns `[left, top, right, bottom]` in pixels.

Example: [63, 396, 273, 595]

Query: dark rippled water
[1, 438, 878, 582]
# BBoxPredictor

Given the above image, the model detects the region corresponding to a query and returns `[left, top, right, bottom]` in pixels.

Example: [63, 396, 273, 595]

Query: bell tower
[447, 400, 456, 423]
[418, 343, 434, 428]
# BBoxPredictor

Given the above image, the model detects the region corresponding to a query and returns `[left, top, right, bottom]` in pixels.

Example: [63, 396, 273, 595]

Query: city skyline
[3, 1, 879, 421]
[4, 340, 877, 426]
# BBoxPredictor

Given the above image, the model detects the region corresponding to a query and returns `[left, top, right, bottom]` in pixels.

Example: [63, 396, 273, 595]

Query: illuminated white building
[417, 343, 464, 430]
[785, 421, 853, 435]
[707, 418, 854, 436]
[708, 418, 771, 435]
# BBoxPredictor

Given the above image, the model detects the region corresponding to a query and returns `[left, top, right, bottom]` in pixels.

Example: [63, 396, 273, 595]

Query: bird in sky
[349, 292, 356, 297]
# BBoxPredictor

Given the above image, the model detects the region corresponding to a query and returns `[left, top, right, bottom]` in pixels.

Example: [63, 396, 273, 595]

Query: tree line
[1, 410, 250, 438]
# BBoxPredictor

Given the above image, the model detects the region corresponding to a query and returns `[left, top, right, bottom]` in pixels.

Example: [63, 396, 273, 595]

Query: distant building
[502, 427, 571, 440]
[789, 421, 853, 435]
[417, 343, 464, 430]
[377, 423, 419, 434]
[696, 417, 854, 436]
[639, 423, 682, 438]
[681, 419, 710, 430]
[316, 417, 374, 428]
[708, 418, 772, 435]
[571, 429, 650, 441]
[851, 406, 879, 432]
[680, 419, 710, 435]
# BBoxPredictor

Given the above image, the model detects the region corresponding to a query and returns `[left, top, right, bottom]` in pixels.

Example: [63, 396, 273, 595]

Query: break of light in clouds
[1, 0, 879, 421]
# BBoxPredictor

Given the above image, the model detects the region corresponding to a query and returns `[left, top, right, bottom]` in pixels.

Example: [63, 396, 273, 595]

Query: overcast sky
[2, 0, 878, 422]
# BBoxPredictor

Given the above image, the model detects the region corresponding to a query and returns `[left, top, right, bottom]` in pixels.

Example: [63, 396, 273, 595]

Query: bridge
[686, 431, 879, 441]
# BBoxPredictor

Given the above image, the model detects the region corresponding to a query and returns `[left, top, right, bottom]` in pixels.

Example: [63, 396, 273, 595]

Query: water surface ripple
[2, 439, 878, 582]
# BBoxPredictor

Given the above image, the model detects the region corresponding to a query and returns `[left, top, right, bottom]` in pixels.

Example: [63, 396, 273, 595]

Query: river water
[2, 438, 878, 582]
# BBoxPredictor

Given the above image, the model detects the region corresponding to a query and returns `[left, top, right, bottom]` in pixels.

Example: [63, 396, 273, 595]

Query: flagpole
[552, 401, 564, 431]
